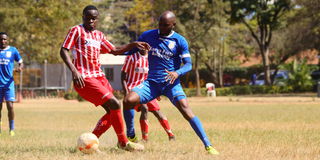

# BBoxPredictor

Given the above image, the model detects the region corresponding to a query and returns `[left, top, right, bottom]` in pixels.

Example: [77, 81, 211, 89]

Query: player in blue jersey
[122, 11, 219, 155]
[0, 32, 23, 136]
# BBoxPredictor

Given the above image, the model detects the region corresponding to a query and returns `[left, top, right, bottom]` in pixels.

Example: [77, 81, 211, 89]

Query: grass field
[0, 97, 319, 160]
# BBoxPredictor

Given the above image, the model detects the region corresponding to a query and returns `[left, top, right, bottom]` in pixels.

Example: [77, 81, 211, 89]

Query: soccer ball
[77, 132, 99, 154]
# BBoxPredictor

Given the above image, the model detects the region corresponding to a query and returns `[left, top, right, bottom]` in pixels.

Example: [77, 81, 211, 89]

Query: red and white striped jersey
[62, 24, 115, 78]
[122, 52, 149, 90]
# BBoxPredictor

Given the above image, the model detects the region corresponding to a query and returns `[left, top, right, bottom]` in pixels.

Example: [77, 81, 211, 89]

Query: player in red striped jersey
[121, 50, 175, 142]
[60, 5, 150, 152]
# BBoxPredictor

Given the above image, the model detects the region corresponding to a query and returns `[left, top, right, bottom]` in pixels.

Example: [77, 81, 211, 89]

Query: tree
[97, 0, 133, 45]
[224, 0, 292, 85]
[126, 0, 155, 38]
[0, 0, 92, 63]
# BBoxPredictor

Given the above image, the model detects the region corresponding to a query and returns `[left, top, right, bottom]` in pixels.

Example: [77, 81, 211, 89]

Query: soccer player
[122, 11, 219, 154]
[121, 49, 175, 142]
[60, 5, 150, 151]
[0, 32, 23, 136]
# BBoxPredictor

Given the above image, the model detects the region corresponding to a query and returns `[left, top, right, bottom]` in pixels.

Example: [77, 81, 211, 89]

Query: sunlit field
[0, 97, 319, 160]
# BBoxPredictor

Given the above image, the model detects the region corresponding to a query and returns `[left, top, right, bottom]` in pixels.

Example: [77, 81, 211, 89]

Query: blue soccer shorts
[0, 82, 16, 103]
[132, 79, 186, 105]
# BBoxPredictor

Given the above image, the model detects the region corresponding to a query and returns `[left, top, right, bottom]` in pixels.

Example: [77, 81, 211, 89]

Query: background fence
[14, 61, 73, 99]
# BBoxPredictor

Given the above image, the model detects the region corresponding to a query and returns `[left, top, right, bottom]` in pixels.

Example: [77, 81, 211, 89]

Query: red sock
[159, 119, 174, 137]
[140, 120, 149, 140]
[92, 113, 112, 138]
[110, 109, 128, 146]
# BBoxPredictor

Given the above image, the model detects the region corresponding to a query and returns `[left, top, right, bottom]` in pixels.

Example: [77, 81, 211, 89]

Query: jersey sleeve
[121, 55, 133, 73]
[176, 37, 192, 76]
[13, 47, 22, 63]
[62, 26, 79, 50]
[180, 37, 191, 59]
[101, 34, 115, 54]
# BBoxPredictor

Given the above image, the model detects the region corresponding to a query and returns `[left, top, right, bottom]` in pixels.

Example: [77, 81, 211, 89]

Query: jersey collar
[158, 29, 174, 38]
[0, 46, 10, 51]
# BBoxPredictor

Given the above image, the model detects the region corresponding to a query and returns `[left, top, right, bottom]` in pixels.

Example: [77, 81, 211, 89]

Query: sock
[159, 119, 174, 137]
[189, 116, 212, 147]
[123, 109, 136, 138]
[110, 109, 128, 146]
[9, 120, 14, 131]
[140, 120, 149, 140]
[92, 113, 112, 138]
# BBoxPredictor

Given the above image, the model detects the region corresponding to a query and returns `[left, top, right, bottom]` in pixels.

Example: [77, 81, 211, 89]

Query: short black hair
[0, 32, 8, 36]
[83, 5, 98, 15]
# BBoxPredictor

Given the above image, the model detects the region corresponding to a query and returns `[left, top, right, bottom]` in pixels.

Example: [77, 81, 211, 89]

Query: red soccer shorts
[134, 99, 160, 112]
[74, 76, 114, 106]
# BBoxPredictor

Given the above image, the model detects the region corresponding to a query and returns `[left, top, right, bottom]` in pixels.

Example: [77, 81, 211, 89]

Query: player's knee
[123, 94, 139, 108]
[107, 98, 121, 110]
[141, 105, 148, 112]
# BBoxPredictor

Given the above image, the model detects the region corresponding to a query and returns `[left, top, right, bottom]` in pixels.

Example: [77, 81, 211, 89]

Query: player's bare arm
[121, 71, 129, 96]
[14, 62, 23, 72]
[110, 41, 150, 55]
[60, 47, 85, 88]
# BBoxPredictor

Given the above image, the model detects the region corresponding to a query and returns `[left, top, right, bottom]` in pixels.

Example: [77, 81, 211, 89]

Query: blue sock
[123, 109, 135, 138]
[9, 120, 14, 131]
[189, 116, 211, 147]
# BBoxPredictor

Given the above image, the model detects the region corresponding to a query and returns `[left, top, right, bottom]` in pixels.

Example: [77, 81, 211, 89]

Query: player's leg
[6, 101, 14, 133]
[164, 83, 219, 155]
[148, 99, 175, 140]
[123, 103, 137, 141]
[75, 77, 143, 151]
[151, 110, 175, 140]
[5, 83, 16, 136]
[139, 104, 149, 141]
[123, 80, 160, 142]
[0, 88, 4, 135]
[0, 102, 2, 135]
[92, 107, 111, 138]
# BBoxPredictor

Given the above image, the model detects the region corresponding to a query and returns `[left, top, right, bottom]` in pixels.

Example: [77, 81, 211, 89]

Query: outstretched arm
[121, 71, 129, 96]
[60, 47, 85, 88]
[110, 42, 150, 55]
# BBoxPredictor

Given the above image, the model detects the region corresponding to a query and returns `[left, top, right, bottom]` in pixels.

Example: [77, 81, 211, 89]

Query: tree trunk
[195, 52, 201, 96]
[261, 46, 271, 85]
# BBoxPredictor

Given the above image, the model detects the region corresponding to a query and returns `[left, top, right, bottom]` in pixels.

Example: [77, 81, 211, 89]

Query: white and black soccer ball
[77, 132, 99, 154]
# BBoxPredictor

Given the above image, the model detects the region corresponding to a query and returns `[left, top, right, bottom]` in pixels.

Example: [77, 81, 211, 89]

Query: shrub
[64, 91, 85, 101]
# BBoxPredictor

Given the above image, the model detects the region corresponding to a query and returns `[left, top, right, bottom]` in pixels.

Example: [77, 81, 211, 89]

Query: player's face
[83, 10, 99, 31]
[158, 18, 175, 36]
[0, 34, 8, 49]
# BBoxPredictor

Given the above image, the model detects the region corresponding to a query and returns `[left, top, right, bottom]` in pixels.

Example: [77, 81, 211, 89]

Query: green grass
[0, 97, 319, 160]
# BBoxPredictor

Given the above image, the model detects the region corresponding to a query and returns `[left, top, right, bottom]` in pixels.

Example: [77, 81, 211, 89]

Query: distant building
[100, 54, 126, 90]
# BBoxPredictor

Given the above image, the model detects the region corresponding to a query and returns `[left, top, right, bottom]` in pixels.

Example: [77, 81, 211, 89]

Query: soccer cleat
[206, 146, 219, 155]
[9, 130, 15, 136]
[127, 136, 138, 143]
[169, 135, 175, 141]
[117, 141, 144, 152]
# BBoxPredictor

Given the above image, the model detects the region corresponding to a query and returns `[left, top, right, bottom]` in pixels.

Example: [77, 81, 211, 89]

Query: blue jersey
[138, 29, 191, 83]
[0, 46, 22, 87]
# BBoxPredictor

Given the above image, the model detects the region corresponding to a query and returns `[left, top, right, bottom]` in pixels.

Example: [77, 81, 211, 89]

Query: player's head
[82, 5, 99, 31]
[0, 32, 8, 49]
[158, 11, 176, 36]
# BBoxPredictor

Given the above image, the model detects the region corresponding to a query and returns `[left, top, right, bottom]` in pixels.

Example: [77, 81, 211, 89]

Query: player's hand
[165, 69, 179, 84]
[72, 71, 85, 88]
[134, 41, 151, 51]
[14, 67, 22, 72]
[156, 97, 161, 101]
